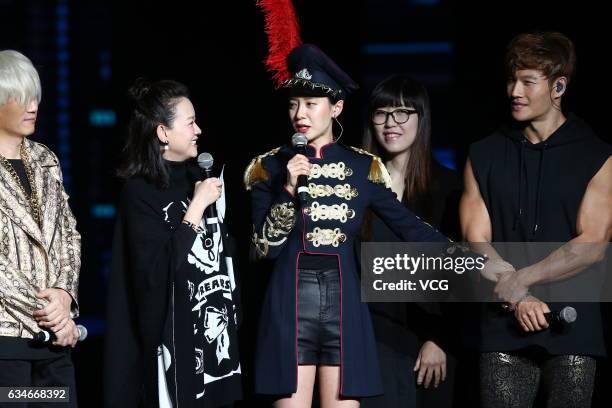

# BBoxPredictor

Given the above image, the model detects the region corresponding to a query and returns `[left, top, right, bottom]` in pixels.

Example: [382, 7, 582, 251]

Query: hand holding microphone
[35, 322, 87, 348]
[197, 152, 221, 233]
[287, 133, 311, 204]
[544, 306, 577, 327]
[507, 295, 577, 332]
[193, 178, 222, 209]
[184, 152, 222, 232]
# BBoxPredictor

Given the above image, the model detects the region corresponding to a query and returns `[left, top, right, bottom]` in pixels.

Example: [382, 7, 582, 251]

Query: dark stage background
[1, 0, 610, 406]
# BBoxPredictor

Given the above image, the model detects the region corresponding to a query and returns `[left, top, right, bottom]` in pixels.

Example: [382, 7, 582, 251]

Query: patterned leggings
[480, 351, 596, 408]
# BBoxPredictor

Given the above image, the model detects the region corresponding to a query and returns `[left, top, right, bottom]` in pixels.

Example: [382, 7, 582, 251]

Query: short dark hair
[118, 78, 189, 188]
[506, 31, 576, 84]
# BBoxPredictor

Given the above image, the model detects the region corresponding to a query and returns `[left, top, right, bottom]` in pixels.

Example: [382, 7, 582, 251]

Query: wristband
[182, 219, 205, 234]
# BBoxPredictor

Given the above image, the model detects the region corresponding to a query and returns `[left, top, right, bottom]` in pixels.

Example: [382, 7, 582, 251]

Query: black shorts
[297, 268, 341, 365]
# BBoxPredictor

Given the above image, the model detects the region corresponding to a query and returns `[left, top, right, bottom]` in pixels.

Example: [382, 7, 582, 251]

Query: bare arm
[460, 159, 514, 280]
[460, 159, 492, 242]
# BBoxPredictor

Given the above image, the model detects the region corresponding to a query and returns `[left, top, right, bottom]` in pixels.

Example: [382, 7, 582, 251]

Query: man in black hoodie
[460, 32, 611, 407]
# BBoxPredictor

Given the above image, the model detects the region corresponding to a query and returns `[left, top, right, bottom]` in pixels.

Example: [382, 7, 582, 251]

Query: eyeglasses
[372, 108, 418, 125]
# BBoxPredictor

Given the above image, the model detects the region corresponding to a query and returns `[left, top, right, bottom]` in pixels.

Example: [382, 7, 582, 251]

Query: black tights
[480, 351, 596, 408]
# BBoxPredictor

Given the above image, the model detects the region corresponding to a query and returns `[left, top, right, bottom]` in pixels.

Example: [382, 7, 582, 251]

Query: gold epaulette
[243, 147, 281, 190]
[347, 146, 392, 188]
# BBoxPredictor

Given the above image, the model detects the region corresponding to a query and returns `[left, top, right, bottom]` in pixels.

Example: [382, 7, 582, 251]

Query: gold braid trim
[347, 146, 392, 188]
[244, 147, 281, 190]
[281, 78, 342, 98]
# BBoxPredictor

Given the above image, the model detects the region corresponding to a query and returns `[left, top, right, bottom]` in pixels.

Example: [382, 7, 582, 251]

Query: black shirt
[470, 114, 611, 356]
[8, 159, 32, 196]
[0, 337, 68, 360]
[366, 161, 462, 353]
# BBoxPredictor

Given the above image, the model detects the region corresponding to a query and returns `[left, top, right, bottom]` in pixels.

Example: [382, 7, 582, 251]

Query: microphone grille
[292, 133, 308, 147]
[77, 325, 88, 341]
[560, 306, 577, 323]
[197, 152, 214, 169]
[34, 330, 50, 342]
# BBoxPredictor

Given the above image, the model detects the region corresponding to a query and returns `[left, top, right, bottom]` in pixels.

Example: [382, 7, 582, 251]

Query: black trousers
[360, 339, 417, 408]
[480, 351, 596, 408]
[0, 354, 77, 408]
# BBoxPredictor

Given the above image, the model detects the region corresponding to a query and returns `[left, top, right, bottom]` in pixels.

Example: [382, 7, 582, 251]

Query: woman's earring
[161, 127, 170, 151]
[333, 116, 344, 142]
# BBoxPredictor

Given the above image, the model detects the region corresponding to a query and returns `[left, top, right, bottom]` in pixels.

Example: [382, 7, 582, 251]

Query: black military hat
[281, 44, 359, 100]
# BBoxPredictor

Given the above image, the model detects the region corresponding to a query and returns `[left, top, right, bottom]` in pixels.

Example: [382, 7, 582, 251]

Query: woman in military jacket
[245, 44, 449, 405]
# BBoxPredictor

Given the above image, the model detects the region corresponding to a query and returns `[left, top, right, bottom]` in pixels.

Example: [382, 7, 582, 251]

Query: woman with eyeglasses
[360, 74, 462, 408]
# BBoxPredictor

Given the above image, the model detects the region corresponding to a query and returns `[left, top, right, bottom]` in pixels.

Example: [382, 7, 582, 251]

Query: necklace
[0, 143, 41, 226]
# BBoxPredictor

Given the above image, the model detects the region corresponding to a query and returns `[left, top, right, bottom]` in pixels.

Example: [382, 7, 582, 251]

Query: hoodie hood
[500, 114, 598, 240]
[501, 113, 597, 148]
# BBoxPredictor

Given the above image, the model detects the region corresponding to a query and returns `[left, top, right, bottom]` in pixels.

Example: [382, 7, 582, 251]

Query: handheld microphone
[291, 133, 309, 204]
[197, 152, 218, 233]
[501, 303, 577, 330]
[544, 306, 577, 327]
[34, 324, 88, 344]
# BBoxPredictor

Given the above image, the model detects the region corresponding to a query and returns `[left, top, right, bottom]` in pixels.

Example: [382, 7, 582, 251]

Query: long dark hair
[362, 74, 433, 204]
[117, 78, 190, 188]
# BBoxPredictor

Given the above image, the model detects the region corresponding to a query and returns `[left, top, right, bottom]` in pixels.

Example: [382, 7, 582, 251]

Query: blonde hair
[0, 50, 42, 106]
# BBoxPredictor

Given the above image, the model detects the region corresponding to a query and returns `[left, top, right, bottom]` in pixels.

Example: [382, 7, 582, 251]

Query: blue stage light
[363, 42, 453, 55]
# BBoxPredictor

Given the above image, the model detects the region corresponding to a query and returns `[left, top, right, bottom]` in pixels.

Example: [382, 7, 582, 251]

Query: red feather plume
[257, 0, 302, 88]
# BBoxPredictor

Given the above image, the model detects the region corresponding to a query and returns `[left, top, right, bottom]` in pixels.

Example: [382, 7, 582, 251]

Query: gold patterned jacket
[0, 139, 80, 338]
